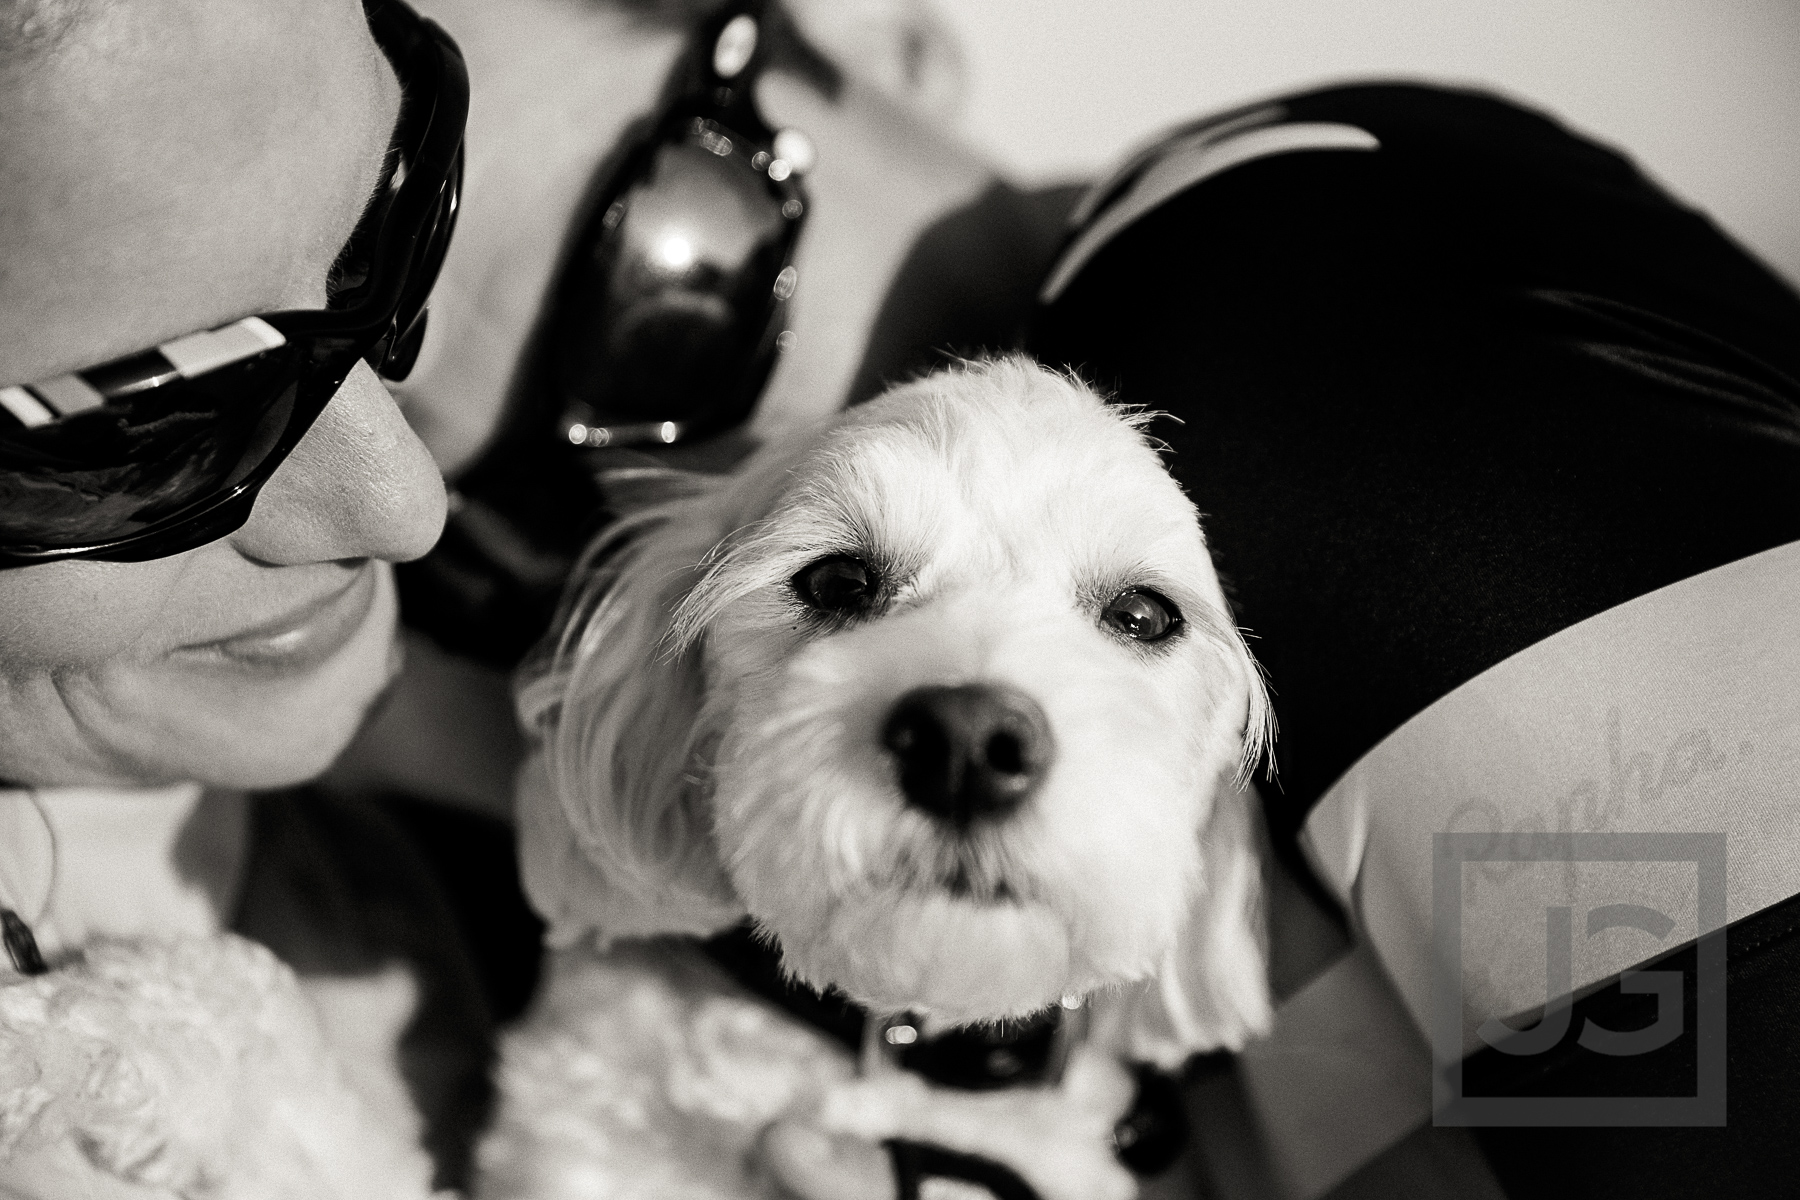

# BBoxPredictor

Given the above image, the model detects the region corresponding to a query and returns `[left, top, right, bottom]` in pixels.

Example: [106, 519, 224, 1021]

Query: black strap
[702, 924, 1191, 1181]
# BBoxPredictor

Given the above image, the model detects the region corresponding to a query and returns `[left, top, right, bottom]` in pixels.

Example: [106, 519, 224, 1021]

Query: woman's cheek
[0, 557, 187, 671]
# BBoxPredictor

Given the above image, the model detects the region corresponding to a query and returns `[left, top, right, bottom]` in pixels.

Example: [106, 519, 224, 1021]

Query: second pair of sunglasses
[399, 0, 817, 666]
[544, 0, 813, 450]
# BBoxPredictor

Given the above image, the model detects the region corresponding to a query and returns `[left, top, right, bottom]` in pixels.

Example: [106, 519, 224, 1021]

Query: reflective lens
[550, 115, 804, 444]
[0, 346, 311, 551]
[396, 2, 806, 666]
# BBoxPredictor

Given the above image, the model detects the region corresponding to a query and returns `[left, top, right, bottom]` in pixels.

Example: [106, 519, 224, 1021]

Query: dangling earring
[0, 788, 55, 976]
[1, 909, 45, 975]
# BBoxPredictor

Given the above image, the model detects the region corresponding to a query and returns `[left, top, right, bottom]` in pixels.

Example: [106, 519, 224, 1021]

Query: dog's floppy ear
[1101, 771, 1275, 1067]
[514, 479, 747, 947]
[1095, 588, 1278, 1064]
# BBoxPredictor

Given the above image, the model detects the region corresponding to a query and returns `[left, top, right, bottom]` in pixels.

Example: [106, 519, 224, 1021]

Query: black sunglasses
[397, 0, 814, 667]
[0, 0, 467, 567]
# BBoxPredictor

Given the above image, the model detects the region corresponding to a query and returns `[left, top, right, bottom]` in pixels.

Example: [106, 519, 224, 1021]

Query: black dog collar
[699, 923, 1189, 1178]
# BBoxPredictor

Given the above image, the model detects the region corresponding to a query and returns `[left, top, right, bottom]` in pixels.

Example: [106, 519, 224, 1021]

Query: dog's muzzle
[881, 683, 1054, 828]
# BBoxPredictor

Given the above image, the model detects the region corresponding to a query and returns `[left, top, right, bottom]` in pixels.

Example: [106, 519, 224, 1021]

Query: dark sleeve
[1028, 83, 1800, 842]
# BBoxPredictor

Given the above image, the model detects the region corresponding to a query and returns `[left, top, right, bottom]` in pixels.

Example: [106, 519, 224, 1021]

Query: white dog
[487, 357, 1273, 1199]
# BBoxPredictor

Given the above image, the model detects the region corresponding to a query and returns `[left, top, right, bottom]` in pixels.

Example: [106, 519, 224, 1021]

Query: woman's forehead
[0, 0, 399, 384]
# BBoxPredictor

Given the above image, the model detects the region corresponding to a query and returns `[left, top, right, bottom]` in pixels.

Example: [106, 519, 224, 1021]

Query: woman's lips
[173, 564, 382, 676]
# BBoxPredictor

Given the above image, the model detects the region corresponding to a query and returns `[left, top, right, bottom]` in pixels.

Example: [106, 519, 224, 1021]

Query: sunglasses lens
[0, 346, 309, 554]
[550, 127, 801, 439]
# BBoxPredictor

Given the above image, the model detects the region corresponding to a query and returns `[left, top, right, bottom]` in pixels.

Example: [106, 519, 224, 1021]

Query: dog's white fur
[516, 357, 1273, 1060]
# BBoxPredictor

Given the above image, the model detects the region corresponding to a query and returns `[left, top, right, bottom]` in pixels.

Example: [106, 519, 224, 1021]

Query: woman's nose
[229, 360, 447, 565]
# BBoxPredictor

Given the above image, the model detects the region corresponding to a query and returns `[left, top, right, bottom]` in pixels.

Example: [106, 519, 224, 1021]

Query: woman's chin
[778, 891, 1076, 1024]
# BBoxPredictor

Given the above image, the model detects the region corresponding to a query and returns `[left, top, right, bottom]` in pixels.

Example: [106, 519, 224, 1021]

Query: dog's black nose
[882, 684, 1054, 826]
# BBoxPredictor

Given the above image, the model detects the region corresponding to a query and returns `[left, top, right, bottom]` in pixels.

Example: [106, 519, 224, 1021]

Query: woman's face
[0, 0, 447, 788]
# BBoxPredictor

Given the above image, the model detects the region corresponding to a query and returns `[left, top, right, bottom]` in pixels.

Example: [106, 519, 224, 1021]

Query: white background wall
[933, 0, 1800, 286]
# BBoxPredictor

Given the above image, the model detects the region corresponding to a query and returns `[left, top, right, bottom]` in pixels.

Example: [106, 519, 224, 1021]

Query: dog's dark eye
[794, 555, 878, 612]
[1102, 588, 1181, 642]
